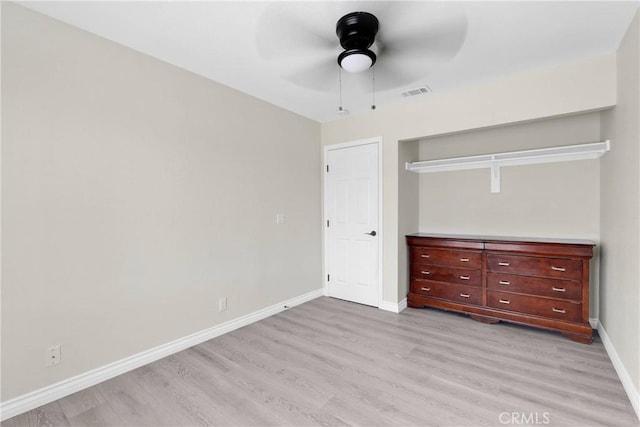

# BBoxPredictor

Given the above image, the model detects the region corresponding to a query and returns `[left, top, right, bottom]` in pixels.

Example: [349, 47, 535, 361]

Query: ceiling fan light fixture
[338, 49, 376, 73]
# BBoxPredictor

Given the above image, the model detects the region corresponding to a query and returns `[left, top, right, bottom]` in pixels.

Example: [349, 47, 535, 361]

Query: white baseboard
[379, 298, 408, 313]
[0, 288, 324, 422]
[589, 317, 598, 329]
[597, 321, 640, 421]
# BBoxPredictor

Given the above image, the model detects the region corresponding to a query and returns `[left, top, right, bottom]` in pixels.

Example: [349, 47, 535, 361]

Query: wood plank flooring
[3, 297, 638, 426]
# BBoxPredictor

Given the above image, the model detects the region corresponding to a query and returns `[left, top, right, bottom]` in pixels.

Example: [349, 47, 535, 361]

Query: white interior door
[325, 141, 379, 307]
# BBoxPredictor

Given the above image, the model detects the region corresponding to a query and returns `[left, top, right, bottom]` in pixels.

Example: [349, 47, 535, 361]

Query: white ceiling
[18, 1, 639, 123]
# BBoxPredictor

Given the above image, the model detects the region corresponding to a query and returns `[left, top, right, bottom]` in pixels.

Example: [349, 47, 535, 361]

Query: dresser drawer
[411, 247, 481, 268]
[487, 290, 582, 322]
[411, 280, 481, 305]
[487, 273, 582, 300]
[411, 264, 481, 286]
[486, 254, 582, 280]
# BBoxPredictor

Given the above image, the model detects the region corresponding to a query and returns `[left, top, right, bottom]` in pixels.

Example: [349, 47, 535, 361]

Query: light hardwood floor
[2, 296, 638, 426]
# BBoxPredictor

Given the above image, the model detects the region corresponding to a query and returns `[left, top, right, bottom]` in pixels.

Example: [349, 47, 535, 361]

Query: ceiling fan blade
[255, 3, 337, 61]
[284, 59, 339, 92]
[371, 61, 427, 91]
[380, 28, 467, 64]
[377, 41, 463, 77]
[377, 1, 467, 39]
[369, 3, 467, 91]
[377, 3, 468, 62]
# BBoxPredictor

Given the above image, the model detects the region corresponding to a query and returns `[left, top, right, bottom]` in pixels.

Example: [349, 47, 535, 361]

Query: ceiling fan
[255, 2, 468, 93]
[335, 11, 379, 73]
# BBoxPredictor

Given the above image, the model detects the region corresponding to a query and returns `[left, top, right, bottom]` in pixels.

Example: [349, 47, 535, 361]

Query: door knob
[365, 231, 377, 236]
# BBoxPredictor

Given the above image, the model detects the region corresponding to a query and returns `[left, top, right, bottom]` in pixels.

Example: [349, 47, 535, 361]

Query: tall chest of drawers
[407, 233, 595, 343]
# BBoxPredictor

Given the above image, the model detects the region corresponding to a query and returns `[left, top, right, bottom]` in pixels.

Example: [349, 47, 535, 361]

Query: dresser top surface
[406, 233, 595, 247]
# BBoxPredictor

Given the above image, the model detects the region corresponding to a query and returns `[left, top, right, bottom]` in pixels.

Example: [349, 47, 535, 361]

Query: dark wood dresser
[407, 233, 595, 343]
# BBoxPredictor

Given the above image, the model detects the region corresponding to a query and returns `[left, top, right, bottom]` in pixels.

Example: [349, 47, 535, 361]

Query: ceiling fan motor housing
[336, 12, 379, 50]
[336, 12, 379, 70]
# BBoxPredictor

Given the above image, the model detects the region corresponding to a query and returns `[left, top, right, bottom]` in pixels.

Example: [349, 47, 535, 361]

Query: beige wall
[1, 3, 321, 400]
[600, 11, 640, 403]
[415, 113, 601, 314]
[397, 141, 419, 301]
[321, 54, 616, 306]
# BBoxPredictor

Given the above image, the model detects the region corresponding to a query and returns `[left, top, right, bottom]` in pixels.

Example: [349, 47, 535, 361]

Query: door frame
[322, 137, 383, 308]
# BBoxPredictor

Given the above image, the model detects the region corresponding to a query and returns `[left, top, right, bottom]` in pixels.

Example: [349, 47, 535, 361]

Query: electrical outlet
[218, 297, 227, 312]
[45, 345, 61, 367]
[276, 213, 286, 225]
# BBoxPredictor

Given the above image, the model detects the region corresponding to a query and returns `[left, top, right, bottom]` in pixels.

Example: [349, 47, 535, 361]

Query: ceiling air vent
[401, 86, 431, 97]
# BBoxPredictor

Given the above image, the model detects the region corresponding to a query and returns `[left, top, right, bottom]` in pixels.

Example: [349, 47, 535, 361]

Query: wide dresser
[407, 233, 595, 343]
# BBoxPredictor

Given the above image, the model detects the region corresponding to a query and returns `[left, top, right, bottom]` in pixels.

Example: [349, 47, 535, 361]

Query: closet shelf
[405, 140, 610, 193]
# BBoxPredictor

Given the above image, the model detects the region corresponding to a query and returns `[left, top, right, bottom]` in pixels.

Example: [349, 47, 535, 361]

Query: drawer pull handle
[551, 287, 566, 292]
[421, 271, 431, 275]
[552, 308, 566, 314]
[551, 266, 566, 272]
[459, 258, 470, 262]
[499, 299, 511, 304]
[420, 287, 431, 292]
[420, 254, 430, 258]
[498, 262, 510, 266]
[460, 293, 470, 298]
[498, 280, 510, 285]
[459, 275, 470, 280]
